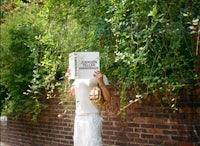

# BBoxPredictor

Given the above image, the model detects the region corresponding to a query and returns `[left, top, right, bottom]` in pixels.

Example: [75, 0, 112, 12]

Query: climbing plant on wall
[105, 0, 200, 111]
[0, 0, 199, 119]
[0, 1, 66, 119]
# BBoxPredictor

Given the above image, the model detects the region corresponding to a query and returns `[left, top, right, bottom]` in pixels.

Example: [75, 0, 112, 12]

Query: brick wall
[1, 86, 200, 146]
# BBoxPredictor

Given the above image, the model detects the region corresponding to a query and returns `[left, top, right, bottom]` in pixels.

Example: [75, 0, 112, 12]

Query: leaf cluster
[0, 0, 199, 119]
[106, 0, 199, 111]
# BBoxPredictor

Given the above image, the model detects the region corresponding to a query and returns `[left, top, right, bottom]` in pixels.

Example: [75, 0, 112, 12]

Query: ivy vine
[0, 0, 199, 119]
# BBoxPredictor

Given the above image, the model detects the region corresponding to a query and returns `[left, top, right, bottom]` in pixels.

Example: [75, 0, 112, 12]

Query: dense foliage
[106, 0, 200, 110]
[0, 0, 199, 119]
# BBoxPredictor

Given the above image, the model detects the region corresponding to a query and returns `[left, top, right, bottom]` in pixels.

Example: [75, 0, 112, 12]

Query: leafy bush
[63, 0, 200, 111]
[0, 3, 49, 119]
[1, 0, 199, 119]
[105, 0, 199, 110]
[0, 1, 71, 119]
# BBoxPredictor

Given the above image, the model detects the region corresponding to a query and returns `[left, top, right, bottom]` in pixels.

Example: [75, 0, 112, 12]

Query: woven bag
[89, 86, 104, 108]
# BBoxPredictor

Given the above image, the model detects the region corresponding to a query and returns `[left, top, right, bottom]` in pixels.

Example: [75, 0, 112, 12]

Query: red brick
[148, 128, 162, 134]
[180, 142, 195, 146]
[134, 138, 148, 143]
[141, 134, 154, 139]
[164, 141, 179, 146]
[141, 124, 154, 128]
